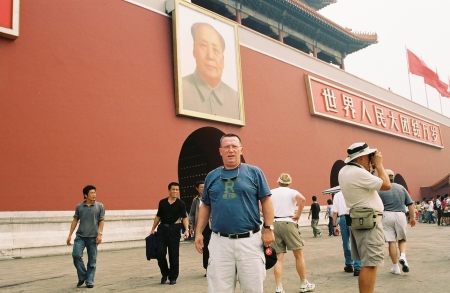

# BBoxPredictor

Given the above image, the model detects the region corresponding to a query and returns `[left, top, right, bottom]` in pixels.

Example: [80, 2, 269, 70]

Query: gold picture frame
[172, 0, 245, 126]
[0, 0, 20, 39]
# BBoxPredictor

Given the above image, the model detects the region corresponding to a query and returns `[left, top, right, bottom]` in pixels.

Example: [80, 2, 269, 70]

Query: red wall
[1, 0, 449, 211]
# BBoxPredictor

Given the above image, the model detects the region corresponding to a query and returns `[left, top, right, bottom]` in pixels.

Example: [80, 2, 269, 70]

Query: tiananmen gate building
[1, 0, 449, 258]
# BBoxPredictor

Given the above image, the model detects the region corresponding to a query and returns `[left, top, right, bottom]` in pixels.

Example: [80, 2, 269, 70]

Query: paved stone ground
[1, 222, 449, 292]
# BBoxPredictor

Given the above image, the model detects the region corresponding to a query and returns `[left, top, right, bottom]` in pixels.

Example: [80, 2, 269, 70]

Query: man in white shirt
[332, 191, 362, 276]
[270, 173, 315, 293]
[339, 142, 391, 293]
[427, 198, 435, 224]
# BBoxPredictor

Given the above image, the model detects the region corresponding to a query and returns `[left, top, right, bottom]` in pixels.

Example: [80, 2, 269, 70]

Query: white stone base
[0, 207, 328, 260]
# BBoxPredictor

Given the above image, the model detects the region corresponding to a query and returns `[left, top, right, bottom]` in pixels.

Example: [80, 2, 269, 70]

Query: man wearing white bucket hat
[338, 142, 391, 293]
[270, 173, 315, 293]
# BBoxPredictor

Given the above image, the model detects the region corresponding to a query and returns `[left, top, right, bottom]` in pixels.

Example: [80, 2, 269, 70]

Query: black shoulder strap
[347, 162, 362, 168]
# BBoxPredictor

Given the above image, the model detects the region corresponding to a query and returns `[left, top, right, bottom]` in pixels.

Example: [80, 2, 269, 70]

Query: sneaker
[275, 286, 285, 293]
[353, 269, 360, 276]
[344, 265, 354, 273]
[399, 256, 409, 273]
[76, 280, 85, 287]
[318, 232, 322, 237]
[299, 281, 315, 292]
[390, 266, 401, 275]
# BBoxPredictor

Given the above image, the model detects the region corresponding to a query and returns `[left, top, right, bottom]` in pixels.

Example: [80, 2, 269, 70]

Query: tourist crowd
[415, 194, 450, 226]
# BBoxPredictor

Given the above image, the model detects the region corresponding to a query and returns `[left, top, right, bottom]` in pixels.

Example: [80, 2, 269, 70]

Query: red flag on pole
[406, 49, 438, 80]
[425, 78, 450, 97]
[424, 70, 450, 98]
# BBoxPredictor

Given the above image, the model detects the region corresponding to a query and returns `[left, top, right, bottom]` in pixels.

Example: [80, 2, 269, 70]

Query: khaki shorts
[271, 221, 305, 253]
[350, 222, 384, 267]
[382, 211, 408, 242]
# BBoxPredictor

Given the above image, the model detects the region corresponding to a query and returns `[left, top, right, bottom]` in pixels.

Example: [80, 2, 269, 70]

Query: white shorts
[207, 231, 265, 293]
[382, 211, 408, 242]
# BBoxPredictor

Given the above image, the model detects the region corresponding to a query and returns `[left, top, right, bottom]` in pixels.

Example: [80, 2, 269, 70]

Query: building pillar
[278, 28, 283, 42]
[236, 8, 241, 24]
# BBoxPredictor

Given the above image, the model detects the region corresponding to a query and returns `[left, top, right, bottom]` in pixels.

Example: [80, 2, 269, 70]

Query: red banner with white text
[305, 75, 444, 148]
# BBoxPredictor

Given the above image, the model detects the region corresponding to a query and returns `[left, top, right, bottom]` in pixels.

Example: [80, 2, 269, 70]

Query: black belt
[339, 214, 349, 217]
[162, 223, 181, 227]
[384, 210, 404, 213]
[213, 227, 260, 239]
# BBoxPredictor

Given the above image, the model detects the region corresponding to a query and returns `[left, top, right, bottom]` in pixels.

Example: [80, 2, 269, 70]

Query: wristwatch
[263, 224, 274, 231]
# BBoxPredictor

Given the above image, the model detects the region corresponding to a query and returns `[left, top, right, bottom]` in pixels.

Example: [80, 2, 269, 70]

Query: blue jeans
[339, 216, 361, 270]
[72, 235, 98, 286]
[427, 210, 434, 223]
[328, 217, 334, 236]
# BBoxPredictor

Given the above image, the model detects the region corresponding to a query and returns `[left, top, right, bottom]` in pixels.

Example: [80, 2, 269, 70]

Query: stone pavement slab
[1, 223, 448, 292]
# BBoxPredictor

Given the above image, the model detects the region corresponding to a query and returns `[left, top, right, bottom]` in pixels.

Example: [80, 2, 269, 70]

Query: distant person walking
[325, 199, 334, 236]
[150, 182, 190, 285]
[66, 185, 105, 289]
[427, 198, 435, 224]
[378, 169, 415, 275]
[435, 195, 442, 226]
[308, 196, 322, 237]
[188, 180, 211, 276]
[270, 173, 315, 293]
[332, 191, 362, 276]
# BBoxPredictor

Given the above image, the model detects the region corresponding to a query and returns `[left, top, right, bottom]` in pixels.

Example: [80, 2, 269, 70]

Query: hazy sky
[319, 0, 450, 117]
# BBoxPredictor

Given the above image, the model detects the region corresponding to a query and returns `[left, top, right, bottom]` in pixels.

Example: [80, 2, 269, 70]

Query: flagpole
[424, 81, 429, 108]
[435, 68, 443, 114]
[405, 46, 413, 101]
[448, 76, 450, 117]
[420, 54, 430, 108]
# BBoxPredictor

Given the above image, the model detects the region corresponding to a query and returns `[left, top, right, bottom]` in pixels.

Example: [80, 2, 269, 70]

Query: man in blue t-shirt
[378, 169, 415, 275]
[194, 133, 275, 293]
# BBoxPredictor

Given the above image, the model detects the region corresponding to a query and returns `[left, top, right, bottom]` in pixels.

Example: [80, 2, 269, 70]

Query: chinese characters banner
[305, 75, 444, 148]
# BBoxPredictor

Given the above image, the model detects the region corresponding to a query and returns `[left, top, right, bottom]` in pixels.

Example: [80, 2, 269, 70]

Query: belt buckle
[228, 234, 237, 239]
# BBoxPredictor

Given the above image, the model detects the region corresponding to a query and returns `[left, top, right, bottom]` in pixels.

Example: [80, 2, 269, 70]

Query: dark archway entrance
[178, 127, 246, 211]
[330, 160, 346, 188]
[394, 174, 408, 192]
